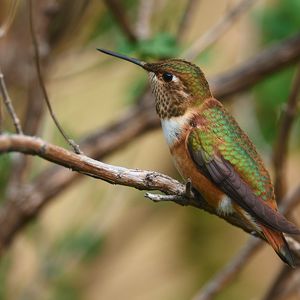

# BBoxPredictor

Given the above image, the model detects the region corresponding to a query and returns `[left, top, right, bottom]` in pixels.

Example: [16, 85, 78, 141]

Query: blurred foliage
[50, 276, 82, 300]
[90, 0, 138, 42]
[254, 0, 300, 146]
[34, 229, 104, 300]
[49, 229, 105, 265]
[118, 32, 180, 59]
[1, 0, 299, 299]
[258, 0, 300, 43]
[91, 0, 179, 59]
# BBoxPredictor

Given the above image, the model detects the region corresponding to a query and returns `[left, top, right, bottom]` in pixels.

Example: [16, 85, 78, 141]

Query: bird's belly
[170, 141, 224, 209]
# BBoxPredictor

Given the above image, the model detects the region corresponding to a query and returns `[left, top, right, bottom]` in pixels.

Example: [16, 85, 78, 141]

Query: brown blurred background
[0, 0, 299, 299]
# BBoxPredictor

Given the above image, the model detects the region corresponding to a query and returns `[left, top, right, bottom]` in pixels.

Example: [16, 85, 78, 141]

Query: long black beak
[97, 48, 146, 68]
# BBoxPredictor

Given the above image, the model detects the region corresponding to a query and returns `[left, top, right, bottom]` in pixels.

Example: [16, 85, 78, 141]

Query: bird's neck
[160, 110, 196, 147]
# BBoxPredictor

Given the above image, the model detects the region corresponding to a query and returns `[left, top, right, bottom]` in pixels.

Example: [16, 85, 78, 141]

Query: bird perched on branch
[97, 48, 300, 267]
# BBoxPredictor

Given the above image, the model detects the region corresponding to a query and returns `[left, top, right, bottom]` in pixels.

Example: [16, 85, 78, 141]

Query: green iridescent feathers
[188, 99, 274, 202]
[145, 59, 211, 101]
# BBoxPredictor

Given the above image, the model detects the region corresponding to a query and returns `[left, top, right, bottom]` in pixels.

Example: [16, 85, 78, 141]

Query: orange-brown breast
[170, 134, 224, 209]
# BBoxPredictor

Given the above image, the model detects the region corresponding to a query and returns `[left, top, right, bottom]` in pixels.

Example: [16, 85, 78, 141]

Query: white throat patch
[161, 115, 190, 146]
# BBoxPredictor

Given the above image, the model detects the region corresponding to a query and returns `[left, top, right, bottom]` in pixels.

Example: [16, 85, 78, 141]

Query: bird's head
[97, 49, 212, 119]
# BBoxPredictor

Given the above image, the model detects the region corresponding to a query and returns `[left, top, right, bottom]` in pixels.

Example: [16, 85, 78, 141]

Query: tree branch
[6, 0, 57, 201]
[211, 33, 300, 99]
[263, 65, 300, 300]
[0, 33, 299, 254]
[272, 65, 300, 201]
[0, 133, 256, 236]
[28, 0, 81, 154]
[0, 134, 299, 255]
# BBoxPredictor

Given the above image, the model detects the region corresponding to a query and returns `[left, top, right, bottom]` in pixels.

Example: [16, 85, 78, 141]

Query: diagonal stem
[183, 0, 257, 60]
[0, 69, 23, 134]
[28, 0, 81, 154]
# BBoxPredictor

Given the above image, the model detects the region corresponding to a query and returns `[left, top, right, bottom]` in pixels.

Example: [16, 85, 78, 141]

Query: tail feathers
[261, 225, 295, 268]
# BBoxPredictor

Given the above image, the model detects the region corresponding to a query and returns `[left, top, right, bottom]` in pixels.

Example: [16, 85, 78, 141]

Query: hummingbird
[97, 48, 300, 267]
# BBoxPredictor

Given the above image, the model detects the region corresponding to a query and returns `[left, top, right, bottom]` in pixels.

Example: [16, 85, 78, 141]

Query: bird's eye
[162, 72, 173, 82]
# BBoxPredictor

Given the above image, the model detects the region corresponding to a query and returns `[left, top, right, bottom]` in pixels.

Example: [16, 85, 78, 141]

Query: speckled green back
[189, 99, 275, 203]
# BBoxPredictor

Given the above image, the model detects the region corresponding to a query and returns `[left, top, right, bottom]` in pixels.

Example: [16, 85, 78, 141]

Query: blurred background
[0, 0, 300, 299]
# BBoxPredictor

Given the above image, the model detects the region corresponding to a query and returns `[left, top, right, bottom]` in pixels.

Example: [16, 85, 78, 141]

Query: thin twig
[0, 34, 299, 255]
[0, 69, 23, 134]
[5, 0, 56, 202]
[183, 0, 257, 60]
[103, 0, 137, 42]
[145, 192, 189, 205]
[0, 136, 298, 300]
[273, 65, 300, 201]
[0, 134, 299, 253]
[28, 0, 81, 154]
[0, 134, 297, 299]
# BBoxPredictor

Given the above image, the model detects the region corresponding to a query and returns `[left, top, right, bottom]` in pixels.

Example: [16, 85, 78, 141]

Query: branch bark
[0, 33, 299, 254]
[0, 133, 254, 242]
[0, 134, 300, 258]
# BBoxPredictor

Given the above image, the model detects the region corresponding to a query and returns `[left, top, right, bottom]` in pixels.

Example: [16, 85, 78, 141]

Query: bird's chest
[161, 118, 224, 208]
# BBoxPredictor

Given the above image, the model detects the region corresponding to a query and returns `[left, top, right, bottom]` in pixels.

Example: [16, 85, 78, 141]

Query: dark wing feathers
[187, 133, 300, 235]
[209, 156, 299, 234]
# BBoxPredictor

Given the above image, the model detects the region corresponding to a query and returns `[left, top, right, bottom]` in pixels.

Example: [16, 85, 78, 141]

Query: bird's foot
[185, 179, 195, 199]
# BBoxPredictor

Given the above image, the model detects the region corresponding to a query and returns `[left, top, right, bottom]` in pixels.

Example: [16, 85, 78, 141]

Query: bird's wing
[187, 99, 299, 234]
